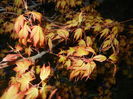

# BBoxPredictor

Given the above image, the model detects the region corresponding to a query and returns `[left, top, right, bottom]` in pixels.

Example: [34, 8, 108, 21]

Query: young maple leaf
[40, 65, 51, 81]
[30, 26, 45, 47]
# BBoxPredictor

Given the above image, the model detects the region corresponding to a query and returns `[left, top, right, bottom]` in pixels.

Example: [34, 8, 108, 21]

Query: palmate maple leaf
[14, 15, 25, 33]
[30, 26, 46, 47]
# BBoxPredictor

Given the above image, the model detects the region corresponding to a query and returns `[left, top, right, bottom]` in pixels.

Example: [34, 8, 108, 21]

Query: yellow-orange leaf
[101, 39, 111, 51]
[14, 15, 25, 33]
[25, 87, 38, 99]
[109, 53, 118, 63]
[74, 28, 82, 40]
[74, 47, 89, 56]
[58, 55, 66, 63]
[81, 61, 96, 80]
[57, 29, 69, 39]
[86, 46, 96, 54]
[0, 84, 20, 99]
[18, 23, 31, 39]
[15, 45, 23, 52]
[67, 47, 75, 56]
[78, 39, 86, 46]
[31, 26, 45, 47]
[18, 72, 34, 91]
[40, 65, 51, 81]
[25, 47, 32, 56]
[100, 28, 109, 38]
[86, 36, 92, 46]
[70, 70, 81, 80]
[93, 55, 107, 62]
[14, 59, 32, 74]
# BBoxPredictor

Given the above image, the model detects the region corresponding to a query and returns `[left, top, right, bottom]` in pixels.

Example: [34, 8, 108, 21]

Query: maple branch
[0, 50, 48, 69]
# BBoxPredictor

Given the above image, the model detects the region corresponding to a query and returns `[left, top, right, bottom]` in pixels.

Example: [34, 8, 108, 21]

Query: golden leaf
[0, 84, 21, 99]
[112, 26, 118, 35]
[25, 87, 38, 99]
[81, 61, 96, 80]
[109, 53, 118, 63]
[14, 59, 32, 74]
[94, 24, 101, 32]
[65, 59, 71, 68]
[70, 70, 81, 80]
[74, 47, 89, 56]
[15, 45, 23, 52]
[93, 55, 107, 62]
[18, 23, 31, 39]
[57, 29, 69, 39]
[25, 46, 32, 56]
[67, 47, 75, 56]
[78, 39, 86, 46]
[86, 46, 96, 54]
[78, 12, 83, 24]
[74, 28, 83, 40]
[86, 36, 92, 46]
[31, 26, 45, 47]
[40, 65, 51, 81]
[100, 28, 109, 38]
[17, 72, 34, 91]
[101, 39, 111, 51]
[14, 15, 25, 33]
[58, 55, 66, 63]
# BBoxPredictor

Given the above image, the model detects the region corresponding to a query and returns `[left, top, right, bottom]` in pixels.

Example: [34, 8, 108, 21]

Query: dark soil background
[97, 0, 133, 99]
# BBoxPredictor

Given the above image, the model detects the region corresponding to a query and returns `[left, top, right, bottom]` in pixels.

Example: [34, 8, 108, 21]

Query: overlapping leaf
[30, 26, 45, 47]
[40, 65, 51, 81]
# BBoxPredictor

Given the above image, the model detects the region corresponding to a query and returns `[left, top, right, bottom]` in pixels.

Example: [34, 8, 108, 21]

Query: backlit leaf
[18, 23, 31, 39]
[86, 46, 96, 54]
[67, 47, 75, 56]
[100, 28, 109, 38]
[40, 65, 51, 81]
[93, 55, 107, 62]
[14, 15, 25, 33]
[57, 29, 69, 39]
[78, 39, 86, 46]
[14, 59, 32, 74]
[74, 28, 83, 40]
[101, 39, 111, 51]
[17, 72, 34, 91]
[31, 26, 45, 47]
[25, 87, 38, 99]
[109, 53, 118, 63]
[0, 84, 20, 99]
[74, 46, 89, 56]
[86, 36, 92, 46]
